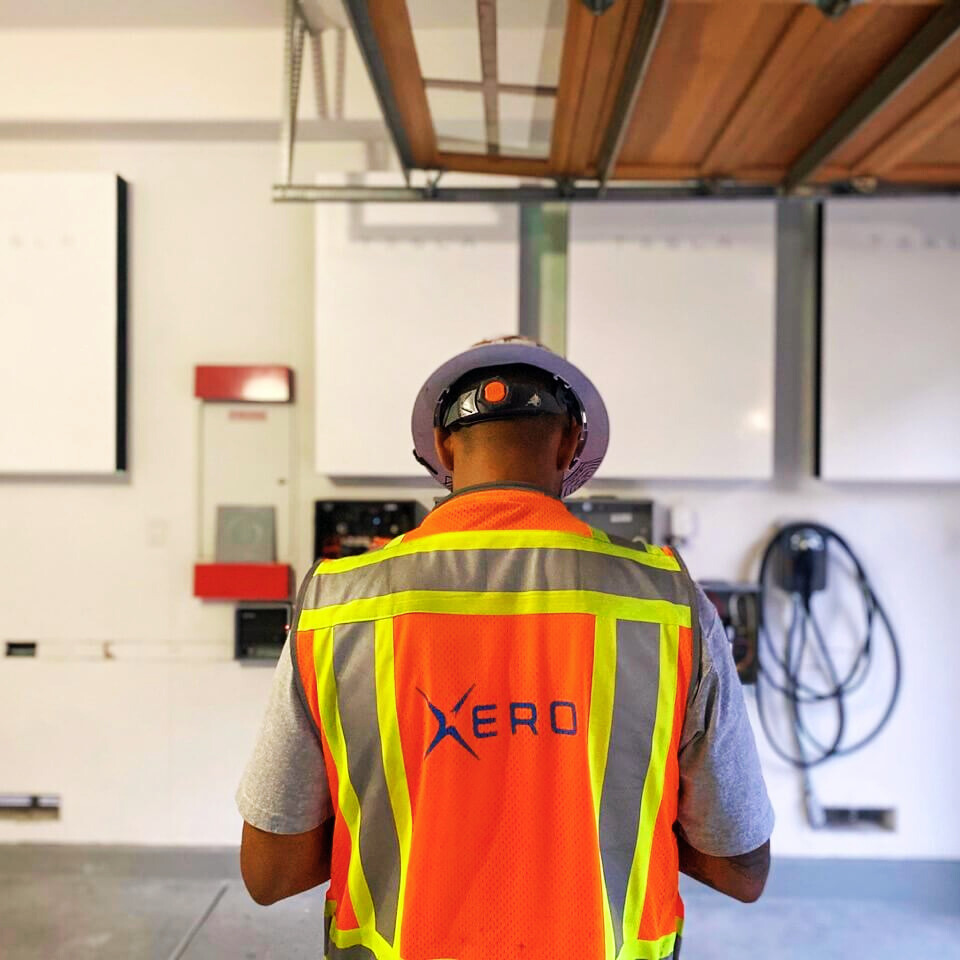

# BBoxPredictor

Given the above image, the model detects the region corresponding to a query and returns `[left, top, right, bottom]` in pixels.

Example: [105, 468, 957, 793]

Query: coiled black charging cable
[755, 523, 901, 791]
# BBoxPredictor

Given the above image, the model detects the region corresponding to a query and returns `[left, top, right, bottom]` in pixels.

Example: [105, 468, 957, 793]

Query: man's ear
[557, 417, 582, 471]
[434, 426, 455, 473]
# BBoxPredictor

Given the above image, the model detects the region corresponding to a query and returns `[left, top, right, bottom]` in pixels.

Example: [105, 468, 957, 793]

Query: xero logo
[417, 684, 579, 760]
[417, 685, 479, 759]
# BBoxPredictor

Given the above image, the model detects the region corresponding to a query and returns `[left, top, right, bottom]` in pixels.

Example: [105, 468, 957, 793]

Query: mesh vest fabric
[292, 489, 696, 960]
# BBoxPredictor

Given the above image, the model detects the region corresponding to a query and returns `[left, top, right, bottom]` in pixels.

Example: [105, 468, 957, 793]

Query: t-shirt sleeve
[236, 635, 332, 834]
[676, 584, 775, 857]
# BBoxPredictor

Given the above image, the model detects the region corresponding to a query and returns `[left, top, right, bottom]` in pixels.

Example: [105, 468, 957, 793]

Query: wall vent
[823, 807, 897, 831]
[5, 641, 37, 657]
[0, 794, 60, 820]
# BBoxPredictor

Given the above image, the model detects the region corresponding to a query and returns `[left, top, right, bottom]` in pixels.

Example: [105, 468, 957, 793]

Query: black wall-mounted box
[235, 603, 292, 662]
[314, 500, 427, 561]
[699, 581, 760, 684]
[566, 497, 669, 546]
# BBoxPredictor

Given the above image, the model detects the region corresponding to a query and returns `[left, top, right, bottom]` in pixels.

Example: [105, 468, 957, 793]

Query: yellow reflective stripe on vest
[299, 590, 691, 631]
[313, 627, 393, 960]
[326, 915, 393, 958]
[373, 619, 413, 956]
[313, 529, 681, 575]
[619, 623, 680, 956]
[589, 617, 618, 960]
[618, 929, 679, 960]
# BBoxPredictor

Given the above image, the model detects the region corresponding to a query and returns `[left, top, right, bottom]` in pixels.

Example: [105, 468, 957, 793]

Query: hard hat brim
[411, 341, 609, 497]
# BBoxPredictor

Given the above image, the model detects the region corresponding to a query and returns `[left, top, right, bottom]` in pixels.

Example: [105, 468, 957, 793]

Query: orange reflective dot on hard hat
[483, 380, 508, 404]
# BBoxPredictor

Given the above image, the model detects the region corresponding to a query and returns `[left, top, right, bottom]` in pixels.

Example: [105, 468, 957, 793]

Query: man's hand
[241, 818, 334, 906]
[676, 831, 770, 903]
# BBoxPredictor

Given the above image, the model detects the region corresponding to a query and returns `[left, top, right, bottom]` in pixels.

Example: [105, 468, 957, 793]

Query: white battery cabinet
[567, 201, 777, 481]
[314, 178, 520, 478]
[820, 199, 960, 483]
[0, 173, 127, 476]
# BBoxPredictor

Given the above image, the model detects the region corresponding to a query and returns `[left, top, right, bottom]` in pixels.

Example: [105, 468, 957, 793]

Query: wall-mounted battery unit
[699, 581, 760, 684]
[566, 498, 669, 546]
[314, 500, 427, 561]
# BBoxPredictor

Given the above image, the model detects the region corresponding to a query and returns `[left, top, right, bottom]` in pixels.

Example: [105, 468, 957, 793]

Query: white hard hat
[411, 336, 609, 498]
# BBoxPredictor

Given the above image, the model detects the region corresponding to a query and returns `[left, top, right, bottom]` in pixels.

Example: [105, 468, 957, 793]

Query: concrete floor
[1, 847, 958, 959]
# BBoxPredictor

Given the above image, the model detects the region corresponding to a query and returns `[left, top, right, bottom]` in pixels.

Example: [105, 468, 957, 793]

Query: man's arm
[677, 833, 770, 903]
[236, 634, 334, 905]
[675, 585, 775, 901]
[241, 818, 334, 906]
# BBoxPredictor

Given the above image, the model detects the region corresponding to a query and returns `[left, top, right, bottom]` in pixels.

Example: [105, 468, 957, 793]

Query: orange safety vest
[293, 487, 699, 960]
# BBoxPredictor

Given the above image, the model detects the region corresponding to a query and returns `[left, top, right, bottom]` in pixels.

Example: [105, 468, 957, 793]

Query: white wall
[0, 138, 368, 846]
[1, 30, 959, 858]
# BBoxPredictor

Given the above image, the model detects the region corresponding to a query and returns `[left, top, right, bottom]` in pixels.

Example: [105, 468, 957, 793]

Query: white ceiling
[0, 0, 566, 29]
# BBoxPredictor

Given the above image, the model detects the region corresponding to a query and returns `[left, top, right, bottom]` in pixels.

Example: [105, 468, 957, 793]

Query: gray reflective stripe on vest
[331, 622, 402, 948]
[672, 548, 703, 710]
[306, 547, 688, 612]
[599, 620, 661, 954]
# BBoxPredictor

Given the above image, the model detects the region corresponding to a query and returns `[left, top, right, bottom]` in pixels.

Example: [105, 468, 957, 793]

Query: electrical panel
[699, 581, 760, 684]
[314, 500, 427, 561]
[566, 497, 669, 546]
[235, 603, 292, 662]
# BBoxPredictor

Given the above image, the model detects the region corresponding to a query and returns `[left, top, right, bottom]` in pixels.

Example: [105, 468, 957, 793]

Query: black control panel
[566, 497, 668, 545]
[314, 500, 427, 561]
[699, 581, 760, 684]
[235, 603, 292, 662]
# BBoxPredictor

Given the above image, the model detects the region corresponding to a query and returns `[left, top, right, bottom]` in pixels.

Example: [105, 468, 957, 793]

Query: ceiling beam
[881, 164, 960, 183]
[272, 182, 778, 203]
[424, 78, 557, 97]
[477, 0, 500, 154]
[853, 67, 960, 175]
[272, 179, 958, 203]
[340, 0, 437, 176]
[437, 151, 553, 178]
[782, 0, 960, 191]
[595, 0, 671, 189]
[700, 7, 823, 176]
[550, 3, 598, 174]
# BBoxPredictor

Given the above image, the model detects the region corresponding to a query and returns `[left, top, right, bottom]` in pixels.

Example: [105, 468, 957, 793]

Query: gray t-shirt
[237, 585, 774, 858]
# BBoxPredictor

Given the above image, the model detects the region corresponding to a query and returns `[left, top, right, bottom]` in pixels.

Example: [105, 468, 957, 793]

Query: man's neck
[447, 479, 561, 500]
[450, 459, 561, 497]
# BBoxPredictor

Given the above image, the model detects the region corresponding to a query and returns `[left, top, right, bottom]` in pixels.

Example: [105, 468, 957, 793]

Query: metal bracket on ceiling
[595, 0, 671, 193]
[581, 0, 618, 14]
[278, 0, 414, 191]
[280, 1, 347, 184]
[815, 0, 858, 19]
[424, 171, 444, 198]
[280, 0, 307, 186]
[271, 182, 789, 203]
